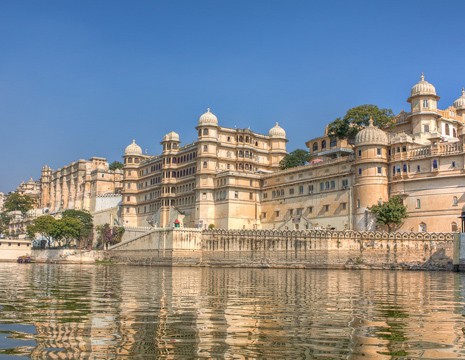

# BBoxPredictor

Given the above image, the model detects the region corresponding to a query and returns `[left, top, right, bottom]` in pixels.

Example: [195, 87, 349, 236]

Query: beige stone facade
[120, 75, 465, 233]
[39, 157, 123, 213]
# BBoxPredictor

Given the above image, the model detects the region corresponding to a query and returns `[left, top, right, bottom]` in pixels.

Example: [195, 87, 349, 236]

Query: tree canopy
[26, 215, 56, 245]
[95, 223, 125, 249]
[280, 149, 310, 170]
[4, 193, 35, 214]
[369, 196, 408, 232]
[327, 104, 395, 140]
[109, 161, 124, 171]
[0, 212, 10, 235]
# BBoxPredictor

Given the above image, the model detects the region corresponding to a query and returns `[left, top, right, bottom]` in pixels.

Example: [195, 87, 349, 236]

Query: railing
[390, 143, 463, 161]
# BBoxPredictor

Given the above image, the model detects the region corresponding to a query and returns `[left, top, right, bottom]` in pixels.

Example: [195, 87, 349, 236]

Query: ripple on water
[0, 264, 464, 358]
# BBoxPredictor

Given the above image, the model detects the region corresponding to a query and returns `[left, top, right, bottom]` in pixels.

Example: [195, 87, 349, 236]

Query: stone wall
[31, 249, 104, 263]
[106, 228, 456, 270]
[0, 239, 32, 261]
[201, 229, 455, 270]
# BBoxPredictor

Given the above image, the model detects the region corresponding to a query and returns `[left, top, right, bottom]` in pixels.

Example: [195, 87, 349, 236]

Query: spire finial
[421, 72, 425, 81]
[207, 107, 211, 113]
[462, 88, 464, 96]
[368, 116, 374, 126]
[132, 139, 136, 143]
[275, 122, 279, 126]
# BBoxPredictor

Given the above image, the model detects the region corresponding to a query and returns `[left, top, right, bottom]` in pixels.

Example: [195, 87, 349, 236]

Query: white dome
[198, 108, 218, 126]
[163, 131, 180, 142]
[453, 88, 465, 110]
[410, 73, 437, 97]
[269, 122, 286, 138]
[355, 118, 388, 146]
[125, 139, 142, 156]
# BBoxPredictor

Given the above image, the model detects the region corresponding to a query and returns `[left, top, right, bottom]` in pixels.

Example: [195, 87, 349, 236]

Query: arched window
[453, 128, 457, 137]
[203, 145, 208, 151]
[330, 138, 337, 148]
[453, 196, 458, 206]
[203, 161, 207, 169]
[419, 222, 427, 232]
[445, 124, 450, 136]
[403, 164, 407, 173]
[245, 136, 249, 143]
[452, 222, 458, 232]
[198, 129, 202, 137]
[313, 142, 318, 152]
[239, 136, 243, 142]
[433, 159, 438, 169]
[321, 140, 327, 149]
[416, 199, 421, 208]
[203, 128, 209, 135]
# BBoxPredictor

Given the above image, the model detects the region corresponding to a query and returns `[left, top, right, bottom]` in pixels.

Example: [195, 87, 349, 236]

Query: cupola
[124, 140, 143, 156]
[354, 117, 388, 146]
[198, 108, 218, 126]
[268, 122, 286, 139]
[453, 88, 465, 111]
[410, 73, 437, 98]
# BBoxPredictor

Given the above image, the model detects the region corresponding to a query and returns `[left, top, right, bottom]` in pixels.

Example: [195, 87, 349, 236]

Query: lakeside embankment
[2, 229, 464, 270]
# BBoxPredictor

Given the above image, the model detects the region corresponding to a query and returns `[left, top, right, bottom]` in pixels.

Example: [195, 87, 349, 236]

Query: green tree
[50, 217, 83, 247]
[109, 161, 124, 171]
[369, 196, 408, 232]
[62, 210, 93, 247]
[327, 104, 395, 140]
[26, 215, 56, 246]
[4, 193, 35, 214]
[279, 149, 310, 169]
[0, 212, 10, 234]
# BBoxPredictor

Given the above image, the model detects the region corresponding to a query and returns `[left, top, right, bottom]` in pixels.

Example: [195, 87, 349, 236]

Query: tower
[352, 118, 389, 231]
[407, 73, 440, 137]
[121, 140, 143, 226]
[268, 123, 288, 168]
[40, 165, 52, 209]
[195, 108, 219, 228]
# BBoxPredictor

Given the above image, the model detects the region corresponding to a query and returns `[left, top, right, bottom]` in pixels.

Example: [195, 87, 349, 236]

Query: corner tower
[352, 118, 389, 231]
[121, 140, 143, 226]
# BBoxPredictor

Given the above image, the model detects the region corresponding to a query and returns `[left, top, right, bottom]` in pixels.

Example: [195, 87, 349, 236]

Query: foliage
[26, 215, 56, 245]
[279, 149, 311, 170]
[109, 161, 124, 171]
[208, 224, 215, 229]
[369, 196, 408, 232]
[50, 217, 82, 246]
[0, 212, 10, 234]
[62, 209, 93, 247]
[95, 224, 125, 248]
[327, 104, 395, 140]
[4, 193, 35, 214]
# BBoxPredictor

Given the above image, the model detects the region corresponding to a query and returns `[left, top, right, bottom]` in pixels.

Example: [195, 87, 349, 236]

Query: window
[424, 124, 430, 133]
[417, 165, 421, 172]
[307, 206, 313, 213]
[289, 188, 295, 195]
[419, 222, 427, 232]
[249, 192, 253, 200]
[313, 142, 318, 152]
[325, 181, 330, 189]
[358, 168, 362, 175]
[203, 161, 207, 169]
[402, 164, 407, 173]
[342, 202, 347, 210]
[203, 128, 209, 135]
[433, 159, 438, 170]
[323, 204, 329, 212]
[452, 222, 458, 232]
[234, 191, 238, 199]
[203, 145, 208, 151]
[342, 179, 349, 188]
[452, 161, 456, 168]
[299, 185, 304, 194]
[262, 212, 266, 219]
[289, 209, 294, 216]
[308, 184, 314, 193]
[423, 99, 429, 108]
[377, 148, 381, 156]
[357, 199, 361, 209]
[445, 124, 450, 136]
[416, 199, 421, 209]
[453, 128, 457, 137]
[321, 140, 326, 149]
[275, 210, 280, 217]
[330, 180, 335, 189]
[358, 149, 362, 157]
[296, 208, 303, 215]
[453, 196, 458, 206]
[377, 167, 382, 174]
[330, 138, 337, 147]
[320, 182, 324, 191]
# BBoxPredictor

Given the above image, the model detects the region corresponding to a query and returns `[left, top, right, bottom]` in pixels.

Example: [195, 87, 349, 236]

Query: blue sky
[1, 0, 465, 192]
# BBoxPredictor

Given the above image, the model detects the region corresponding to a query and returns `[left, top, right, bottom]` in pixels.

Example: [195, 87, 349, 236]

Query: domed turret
[198, 108, 218, 126]
[355, 118, 388, 146]
[162, 131, 180, 142]
[410, 73, 437, 97]
[453, 88, 465, 111]
[124, 140, 142, 156]
[269, 122, 286, 139]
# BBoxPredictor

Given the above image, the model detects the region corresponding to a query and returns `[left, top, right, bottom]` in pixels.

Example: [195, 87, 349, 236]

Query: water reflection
[0, 263, 464, 358]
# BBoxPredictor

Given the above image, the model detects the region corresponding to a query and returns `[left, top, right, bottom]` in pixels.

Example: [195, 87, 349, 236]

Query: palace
[119, 74, 465, 232]
[7, 73, 465, 235]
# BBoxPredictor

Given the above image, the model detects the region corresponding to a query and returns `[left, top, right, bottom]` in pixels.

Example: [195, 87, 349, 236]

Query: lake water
[0, 263, 464, 359]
